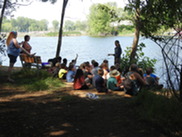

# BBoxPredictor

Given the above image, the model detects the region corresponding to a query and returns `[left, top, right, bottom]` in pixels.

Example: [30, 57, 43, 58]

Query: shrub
[134, 91, 182, 136]
[120, 43, 157, 74]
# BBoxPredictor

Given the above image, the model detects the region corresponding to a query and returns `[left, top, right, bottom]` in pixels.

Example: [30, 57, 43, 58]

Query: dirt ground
[0, 78, 168, 137]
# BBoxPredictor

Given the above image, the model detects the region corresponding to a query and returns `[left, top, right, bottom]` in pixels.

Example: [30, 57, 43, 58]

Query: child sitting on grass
[107, 69, 124, 91]
[94, 68, 108, 93]
[58, 63, 67, 79]
[73, 69, 89, 90]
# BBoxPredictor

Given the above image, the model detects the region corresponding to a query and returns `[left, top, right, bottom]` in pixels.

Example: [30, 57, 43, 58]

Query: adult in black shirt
[108, 40, 122, 66]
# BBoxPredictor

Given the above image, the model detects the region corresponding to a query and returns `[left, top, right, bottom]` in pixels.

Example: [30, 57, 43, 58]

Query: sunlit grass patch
[11, 69, 64, 92]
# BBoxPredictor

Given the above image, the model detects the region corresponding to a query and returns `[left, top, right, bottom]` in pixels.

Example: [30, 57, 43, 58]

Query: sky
[13, 0, 128, 27]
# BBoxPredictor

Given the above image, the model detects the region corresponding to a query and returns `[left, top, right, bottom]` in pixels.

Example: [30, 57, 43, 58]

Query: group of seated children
[48, 57, 162, 96]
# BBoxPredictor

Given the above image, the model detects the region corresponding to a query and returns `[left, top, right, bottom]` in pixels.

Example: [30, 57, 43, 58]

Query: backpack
[123, 72, 140, 95]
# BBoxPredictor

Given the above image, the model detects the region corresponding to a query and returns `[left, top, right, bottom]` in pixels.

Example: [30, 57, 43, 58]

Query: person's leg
[98, 87, 108, 93]
[7, 62, 15, 82]
[80, 84, 89, 90]
[7, 54, 17, 82]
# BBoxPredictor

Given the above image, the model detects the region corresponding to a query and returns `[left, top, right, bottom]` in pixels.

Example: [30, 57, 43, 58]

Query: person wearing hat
[6, 31, 34, 82]
[107, 69, 124, 91]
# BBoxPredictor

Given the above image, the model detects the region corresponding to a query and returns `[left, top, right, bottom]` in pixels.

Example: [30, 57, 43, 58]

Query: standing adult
[6, 31, 33, 82]
[108, 40, 122, 66]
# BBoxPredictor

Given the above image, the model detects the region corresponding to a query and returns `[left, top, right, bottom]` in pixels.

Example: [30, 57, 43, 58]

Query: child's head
[55, 62, 61, 68]
[60, 63, 66, 69]
[74, 69, 84, 80]
[103, 59, 108, 64]
[130, 64, 138, 72]
[24, 35, 30, 41]
[85, 64, 91, 72]
[91, 60, 96, 65]
[98, 68, 104, 76]
[57, 56, 62, 63]
[93, 62, 99, 67]
[110, 65, 116, 71]
[68, 64, 74, 71]
[109, 70, 120, 77]
[146, 67, 153, 75]
[100, 63, 108, 69]
[63, 58, 67, 65]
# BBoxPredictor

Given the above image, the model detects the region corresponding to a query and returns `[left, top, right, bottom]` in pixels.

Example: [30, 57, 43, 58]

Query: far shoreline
[1, 31, 135, 38]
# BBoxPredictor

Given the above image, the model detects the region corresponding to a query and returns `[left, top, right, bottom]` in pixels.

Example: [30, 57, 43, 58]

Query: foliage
[12, 69, 63, 91]
[0, 34, 6, 56]
[63, 20, 87, 32]
[87, 3, 119, 36]
[125, 0, 182, 40]
[2, 17, 49, 32]
[120, 43, 157, 74]
[133, 91, 182, 136]
[64, 20, 76, 31]
[52, 20, 59, 32]
[74, 20, 88, 31]
[0, 0, 18, 17]
[140, 0, 182, 40]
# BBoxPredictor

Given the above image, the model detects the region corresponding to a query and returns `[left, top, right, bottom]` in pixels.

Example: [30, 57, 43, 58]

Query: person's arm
[134, 73, 147, 85]
[108, 53, 114, 56]
[13, 39, 35, 56]
[21, 46, 36, 56]
[13, 38, 21, 48]
[74, 54, 78, 62]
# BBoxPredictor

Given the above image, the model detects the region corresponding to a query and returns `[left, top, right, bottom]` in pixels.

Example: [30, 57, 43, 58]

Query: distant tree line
[1, 17, 89, 33]
[2, 17, 49, 32]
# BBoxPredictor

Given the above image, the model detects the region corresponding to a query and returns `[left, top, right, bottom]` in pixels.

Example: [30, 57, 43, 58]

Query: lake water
[1, 36, 164, 82]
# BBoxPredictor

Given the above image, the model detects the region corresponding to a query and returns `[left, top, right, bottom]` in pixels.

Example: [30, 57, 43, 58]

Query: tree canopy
[87, 2, 123, 36]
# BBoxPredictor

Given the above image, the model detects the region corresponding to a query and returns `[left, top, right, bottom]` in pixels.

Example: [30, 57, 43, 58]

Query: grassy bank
[1, 67, 181, 136]
[0, 68, 64, 92]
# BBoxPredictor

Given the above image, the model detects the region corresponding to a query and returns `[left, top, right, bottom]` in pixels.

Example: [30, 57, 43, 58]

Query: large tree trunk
[130, 21, 140, 64]
[0, 0, 7, 33]
[129, 0, 141, 64]
[55, 0, 68, 57]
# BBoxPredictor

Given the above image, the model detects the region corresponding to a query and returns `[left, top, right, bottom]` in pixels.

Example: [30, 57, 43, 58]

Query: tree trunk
[180, 66, 182, 101]
[55, 0, 68, 58]
[0, 0, 7, 33]
[130, 21, 140, 64]
[129, 0, 141, 64]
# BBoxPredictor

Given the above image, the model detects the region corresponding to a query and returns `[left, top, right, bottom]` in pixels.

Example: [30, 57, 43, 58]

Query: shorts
[8, 54, 18, 63]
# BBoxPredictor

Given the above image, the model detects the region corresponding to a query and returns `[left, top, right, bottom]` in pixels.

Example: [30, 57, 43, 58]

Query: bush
[120, 43, 157, 74]
[134, 91, 182, 136]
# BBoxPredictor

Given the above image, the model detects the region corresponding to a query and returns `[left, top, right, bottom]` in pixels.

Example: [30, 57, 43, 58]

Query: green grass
[11, 69, 64, 92]
[133, 90, 182, 137]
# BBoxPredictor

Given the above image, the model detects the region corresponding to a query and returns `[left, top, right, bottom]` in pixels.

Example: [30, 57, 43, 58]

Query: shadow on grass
[0, 86, 163, 137]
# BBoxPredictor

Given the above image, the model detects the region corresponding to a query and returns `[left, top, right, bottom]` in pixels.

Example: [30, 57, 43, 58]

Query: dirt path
[0, 82, 164, 137]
